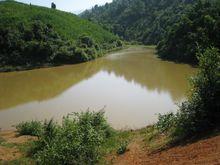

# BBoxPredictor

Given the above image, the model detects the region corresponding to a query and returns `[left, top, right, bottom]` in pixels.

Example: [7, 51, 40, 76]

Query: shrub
[156, 47, 220, 139]
[175, 47, 220, 137]
[16, 121, 43, 136]
[156, 113, 176, 134]
[33, 111, 113, 164]
[116, 40, 123, 47]
[74, 48, 89, 62]
[77, 35, 95, 48]
[117, 141, 128, 155]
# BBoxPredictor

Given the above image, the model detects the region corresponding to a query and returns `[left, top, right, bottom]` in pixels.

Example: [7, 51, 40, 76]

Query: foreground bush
[157, 47, 220, 139]
[16, 121, 43, 136]
[20, 111, 114, 164]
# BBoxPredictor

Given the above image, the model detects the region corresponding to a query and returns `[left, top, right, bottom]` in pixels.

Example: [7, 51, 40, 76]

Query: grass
[0, 136, 5, 145]
[101, 130, 134, 155]
[4, 158, 35, 165]
[140, 126, 171, 152]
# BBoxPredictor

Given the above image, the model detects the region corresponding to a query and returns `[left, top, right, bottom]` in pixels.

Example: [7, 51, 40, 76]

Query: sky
[17, 0, 113, 14]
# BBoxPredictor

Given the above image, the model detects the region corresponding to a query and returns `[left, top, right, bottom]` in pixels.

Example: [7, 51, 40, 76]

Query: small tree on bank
[51, 2, 56, 9]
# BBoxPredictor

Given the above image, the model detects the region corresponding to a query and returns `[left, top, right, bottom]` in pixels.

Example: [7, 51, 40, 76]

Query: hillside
[81, 0, 194, 45]
[0, 1, 122, 71]
[81, 0, 220, 64]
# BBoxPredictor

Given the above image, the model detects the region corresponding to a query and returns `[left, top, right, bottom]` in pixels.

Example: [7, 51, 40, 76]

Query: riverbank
[0, 45, 124, 72]
[1, 127, 220, 164]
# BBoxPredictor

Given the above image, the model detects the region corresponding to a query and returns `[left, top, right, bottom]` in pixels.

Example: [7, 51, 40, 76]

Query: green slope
[81, 0, 220, 64]
[0, 1, 122, 71]
[81, 0, 194, 45]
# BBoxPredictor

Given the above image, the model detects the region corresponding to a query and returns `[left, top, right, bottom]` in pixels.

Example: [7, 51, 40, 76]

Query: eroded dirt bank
[109, 134, 220, 165]
[0, 130, 220, 164]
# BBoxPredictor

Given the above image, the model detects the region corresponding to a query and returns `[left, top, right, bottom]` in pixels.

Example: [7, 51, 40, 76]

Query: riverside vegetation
[0, 1, 123, 71]
[11, 111, 133, 164]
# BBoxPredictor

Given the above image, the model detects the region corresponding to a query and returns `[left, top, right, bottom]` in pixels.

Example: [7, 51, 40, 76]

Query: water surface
[0, 46, 197, 130]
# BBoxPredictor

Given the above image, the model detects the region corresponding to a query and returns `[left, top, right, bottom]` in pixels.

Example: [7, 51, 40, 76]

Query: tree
[157, 47, 220, 139]
[51, 2, 56, 9]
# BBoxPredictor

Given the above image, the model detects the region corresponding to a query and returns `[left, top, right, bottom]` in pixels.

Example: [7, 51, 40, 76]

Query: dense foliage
[0, 1, 122, 71]
[16, 111, 114, 164]
[82, 0, 220, 64]
[157, 47, 220, 139]
[16, 120, 43, 136]
[81, 0, 194, 45]
[157, 0, 220, 63]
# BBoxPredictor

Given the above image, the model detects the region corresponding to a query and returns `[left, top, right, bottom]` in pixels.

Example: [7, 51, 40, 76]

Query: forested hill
[0, 1, 122, 71]
[81, 0, 220, 64]
[81, 0, 194, 45]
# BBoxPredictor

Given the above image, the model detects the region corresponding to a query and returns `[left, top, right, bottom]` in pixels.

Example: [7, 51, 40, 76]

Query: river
[0, 46, 197, 130]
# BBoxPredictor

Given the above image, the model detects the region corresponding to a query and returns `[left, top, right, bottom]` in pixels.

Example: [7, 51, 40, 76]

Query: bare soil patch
[0, 131, 37, 144]
[0, 131, 37, 162]
[110, 135, 220, 165]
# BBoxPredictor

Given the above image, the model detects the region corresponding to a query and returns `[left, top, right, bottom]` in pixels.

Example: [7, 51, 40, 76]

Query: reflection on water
[0, 46, 197, 130]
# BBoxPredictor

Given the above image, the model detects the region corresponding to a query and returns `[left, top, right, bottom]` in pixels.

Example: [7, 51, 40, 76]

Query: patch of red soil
[111, 135, 220, 165]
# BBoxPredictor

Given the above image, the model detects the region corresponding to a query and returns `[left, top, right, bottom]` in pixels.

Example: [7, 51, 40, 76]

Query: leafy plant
[156, 112, 176, 134]
[29, 111, 114, 164]
[16, 121, 43, 137]
[117, 141, 128, 155]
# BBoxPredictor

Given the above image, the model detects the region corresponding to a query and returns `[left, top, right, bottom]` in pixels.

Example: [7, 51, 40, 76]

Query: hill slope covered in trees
[0, 1, 122, 71]
[81, 0, 220, 64]
[81, 0, 194, 45]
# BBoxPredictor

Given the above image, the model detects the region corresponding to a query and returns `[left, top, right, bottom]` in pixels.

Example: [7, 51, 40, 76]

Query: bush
[156, 113, 176, 134]
[117, 141, 128, 155]
[16, 121, 43, 136]
[32, 111, 113, 164]
[77, 35, 95, 48]
[116, 40, 123, 47]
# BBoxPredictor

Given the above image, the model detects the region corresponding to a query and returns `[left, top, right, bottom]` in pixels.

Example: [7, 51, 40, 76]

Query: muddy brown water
[0, 46, 197, 130]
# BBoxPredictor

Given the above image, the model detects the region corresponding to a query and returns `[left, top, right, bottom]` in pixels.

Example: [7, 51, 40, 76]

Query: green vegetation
[14, 111, 126, 164]
[81, 0, 220, 64]
[81, 0, 194, 45]
[157, 0, 220, 63]
[0, 1, 122, 71]
[116, 141, 128, 155]
[0, 136, 5, 145]
[156, 47, 220, 140]
[16, 121, 43, 137]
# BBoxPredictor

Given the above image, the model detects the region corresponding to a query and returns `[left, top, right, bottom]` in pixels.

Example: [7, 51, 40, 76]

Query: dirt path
[111, 135, 220, 165]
